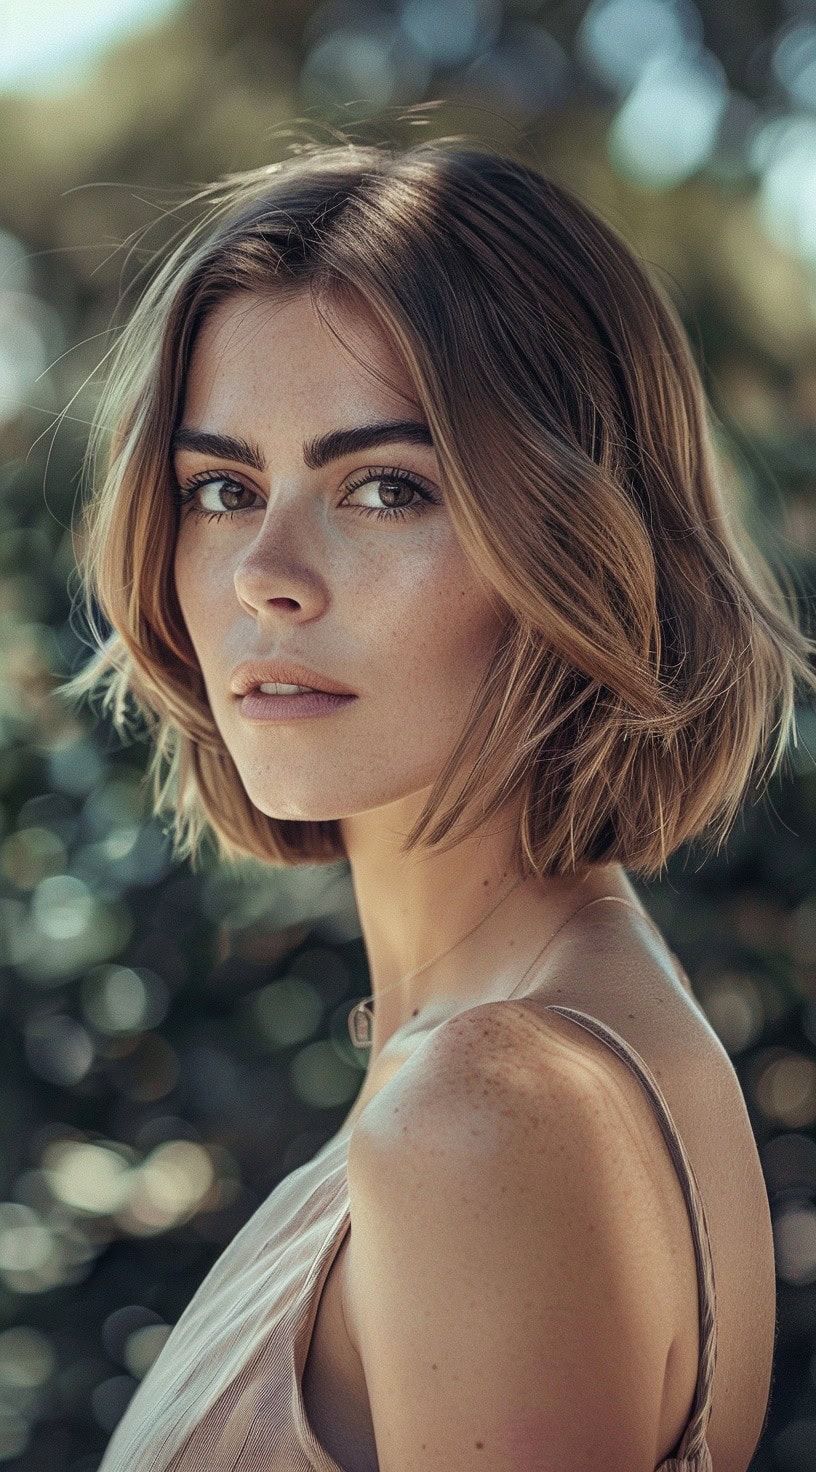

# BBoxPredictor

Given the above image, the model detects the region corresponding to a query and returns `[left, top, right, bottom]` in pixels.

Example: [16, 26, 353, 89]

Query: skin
[172, 288, 630, 1065]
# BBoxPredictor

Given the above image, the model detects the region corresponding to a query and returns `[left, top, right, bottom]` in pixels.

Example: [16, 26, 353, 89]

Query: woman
[63, 137, 814, 1471]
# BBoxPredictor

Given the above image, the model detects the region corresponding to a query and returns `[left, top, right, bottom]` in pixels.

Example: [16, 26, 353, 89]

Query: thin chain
[501, 894, 649, 1004]
[348, 873, 528, 1047]
[348, 888, 646, 1049]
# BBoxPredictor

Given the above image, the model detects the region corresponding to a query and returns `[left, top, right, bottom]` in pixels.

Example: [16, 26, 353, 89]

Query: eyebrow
[170, 419, 435, 472]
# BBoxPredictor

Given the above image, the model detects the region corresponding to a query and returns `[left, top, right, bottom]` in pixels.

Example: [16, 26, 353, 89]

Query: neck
[339, 789, 629, 1059]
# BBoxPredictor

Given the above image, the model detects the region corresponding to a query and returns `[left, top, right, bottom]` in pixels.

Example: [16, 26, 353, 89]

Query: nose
[233, 493, 328, 620]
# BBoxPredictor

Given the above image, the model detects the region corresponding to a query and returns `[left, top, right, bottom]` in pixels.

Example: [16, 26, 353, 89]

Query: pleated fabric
[98, 1003, 716, 1472]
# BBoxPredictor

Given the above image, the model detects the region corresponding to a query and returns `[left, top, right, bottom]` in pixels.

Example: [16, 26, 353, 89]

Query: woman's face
[172, 289, 507, 825]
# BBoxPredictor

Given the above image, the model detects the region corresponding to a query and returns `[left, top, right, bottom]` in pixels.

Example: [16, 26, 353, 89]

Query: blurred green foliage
[0, 0, 815, 1468]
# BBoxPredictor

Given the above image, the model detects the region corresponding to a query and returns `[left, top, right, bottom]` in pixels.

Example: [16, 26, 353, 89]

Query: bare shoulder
[348, 997, 654, 1168]
[346, 978, 776, 1472]
[347, 1002, 562, 1160]
[347, 990, 700, 1322]
[344, 1001, 682, 1470]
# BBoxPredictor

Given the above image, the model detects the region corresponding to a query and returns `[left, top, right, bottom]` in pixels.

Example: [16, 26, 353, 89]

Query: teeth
[258, 682, 319, 695]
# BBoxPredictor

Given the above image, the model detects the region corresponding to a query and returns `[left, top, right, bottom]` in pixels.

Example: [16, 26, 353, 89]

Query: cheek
[173, 539, 198, 637]
[389, 574, 506, 709]
[172, 535, 229, 659]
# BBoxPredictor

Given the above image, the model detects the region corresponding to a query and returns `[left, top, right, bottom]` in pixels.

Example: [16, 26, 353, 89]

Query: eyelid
[343, 463, 436, 490]
[174, 463, 438, 497]
[174, 464, 257, 488]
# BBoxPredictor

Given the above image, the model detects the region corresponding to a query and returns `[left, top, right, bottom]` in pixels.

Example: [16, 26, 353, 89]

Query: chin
[248, 795, 341, 823]
[234, 758, 435, 823]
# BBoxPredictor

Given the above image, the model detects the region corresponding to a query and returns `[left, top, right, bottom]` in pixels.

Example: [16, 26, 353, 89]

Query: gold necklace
[347, 873, 528, 1048]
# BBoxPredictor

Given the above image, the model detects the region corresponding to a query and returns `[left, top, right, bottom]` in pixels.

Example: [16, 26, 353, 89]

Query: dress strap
[544, 996, 718, 1464]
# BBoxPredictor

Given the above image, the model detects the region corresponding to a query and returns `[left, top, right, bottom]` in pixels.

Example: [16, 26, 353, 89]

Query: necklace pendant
[348, 1000, 373, 1048]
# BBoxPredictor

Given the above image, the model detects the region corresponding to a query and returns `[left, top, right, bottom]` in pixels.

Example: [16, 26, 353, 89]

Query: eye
[172, 472, 261, 521]
[339, 466, 440, 521]
[171, 464, 442, 524]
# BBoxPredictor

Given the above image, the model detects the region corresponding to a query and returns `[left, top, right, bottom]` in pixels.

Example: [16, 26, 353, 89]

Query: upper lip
[230, 659, 356, 697]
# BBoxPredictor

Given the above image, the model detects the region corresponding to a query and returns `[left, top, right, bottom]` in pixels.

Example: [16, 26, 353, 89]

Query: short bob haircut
[61, 136, 816, 880]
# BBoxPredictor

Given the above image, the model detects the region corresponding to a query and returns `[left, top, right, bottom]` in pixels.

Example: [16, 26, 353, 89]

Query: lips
[230, 659, 355, 698]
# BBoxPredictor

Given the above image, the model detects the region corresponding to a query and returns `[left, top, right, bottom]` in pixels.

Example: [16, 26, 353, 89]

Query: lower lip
[239, 690, 357, 721]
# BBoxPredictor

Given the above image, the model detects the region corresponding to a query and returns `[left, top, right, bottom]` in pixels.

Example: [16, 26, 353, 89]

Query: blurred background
[0, 0, 815, 1467]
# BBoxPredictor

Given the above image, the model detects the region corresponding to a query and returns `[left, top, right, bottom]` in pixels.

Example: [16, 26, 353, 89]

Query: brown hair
[60, 135, 816, 879]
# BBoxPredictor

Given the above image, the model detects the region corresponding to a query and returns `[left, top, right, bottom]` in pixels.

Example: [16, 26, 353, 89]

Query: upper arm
[345, 1004, 678, 1472]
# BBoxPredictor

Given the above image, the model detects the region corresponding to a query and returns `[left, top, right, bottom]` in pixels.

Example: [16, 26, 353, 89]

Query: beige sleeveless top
[98, 1003, 717, 1472]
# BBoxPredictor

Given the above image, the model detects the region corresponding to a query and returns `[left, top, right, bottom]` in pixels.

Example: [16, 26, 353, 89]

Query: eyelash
[172, 466, 440, 523]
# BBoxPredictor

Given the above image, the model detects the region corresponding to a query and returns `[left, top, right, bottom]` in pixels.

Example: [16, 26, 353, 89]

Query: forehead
[183, 289, 420, 420]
